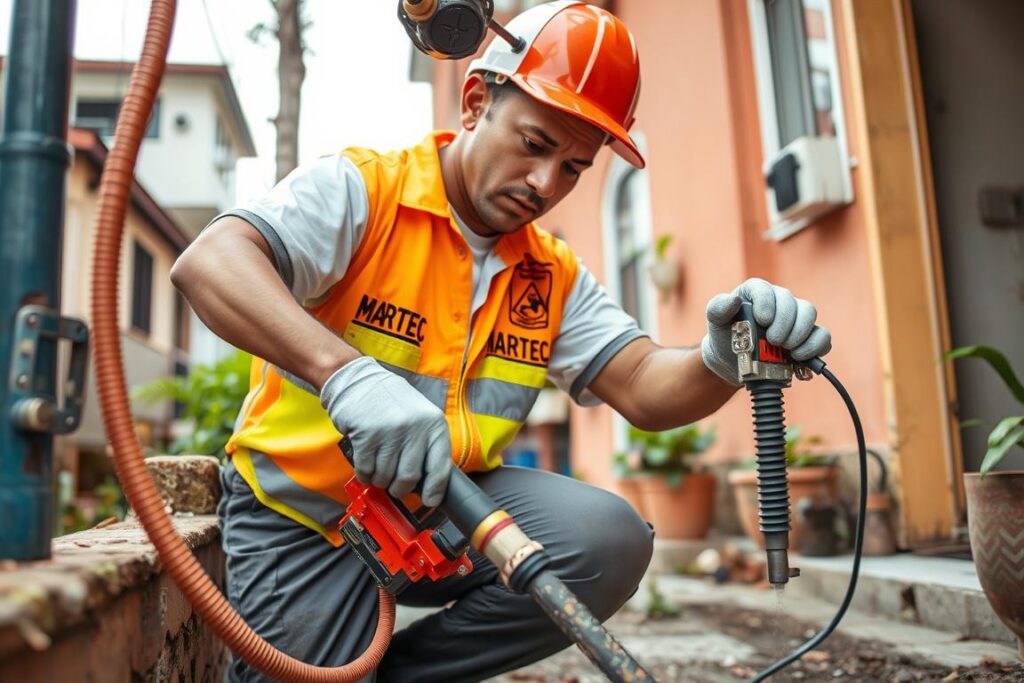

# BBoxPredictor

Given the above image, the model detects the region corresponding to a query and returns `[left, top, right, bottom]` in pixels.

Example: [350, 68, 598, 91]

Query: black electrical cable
[750, 363, 868, 682]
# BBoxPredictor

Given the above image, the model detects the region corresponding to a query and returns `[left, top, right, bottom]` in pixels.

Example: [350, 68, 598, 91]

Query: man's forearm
[628, 346, 738, 430]
[171, 220, 360, 391]
[590, 339, 738, 431]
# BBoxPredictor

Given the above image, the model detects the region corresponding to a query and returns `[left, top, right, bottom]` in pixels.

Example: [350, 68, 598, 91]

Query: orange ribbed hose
[88, 2, 395, 680]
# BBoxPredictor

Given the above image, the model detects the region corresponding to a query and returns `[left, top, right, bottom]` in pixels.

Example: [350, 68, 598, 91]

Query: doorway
[911, 0, 1024, 473]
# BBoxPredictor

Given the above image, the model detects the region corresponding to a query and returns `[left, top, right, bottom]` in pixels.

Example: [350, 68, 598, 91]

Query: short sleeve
[213, 153, 370, 303]
[547, 260, 649, 406]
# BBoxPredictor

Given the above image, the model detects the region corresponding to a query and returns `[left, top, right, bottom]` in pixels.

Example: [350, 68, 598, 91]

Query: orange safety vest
[226, 131, 580, 544]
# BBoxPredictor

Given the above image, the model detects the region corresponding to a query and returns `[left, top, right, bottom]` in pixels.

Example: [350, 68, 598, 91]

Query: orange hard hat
[467, 1, 644, 168]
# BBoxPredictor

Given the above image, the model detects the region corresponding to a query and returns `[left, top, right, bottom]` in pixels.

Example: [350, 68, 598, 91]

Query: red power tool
[338, 439, 473, 594]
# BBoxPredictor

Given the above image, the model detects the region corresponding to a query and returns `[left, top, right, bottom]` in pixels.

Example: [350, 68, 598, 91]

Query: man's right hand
[320, 356, 453, 507]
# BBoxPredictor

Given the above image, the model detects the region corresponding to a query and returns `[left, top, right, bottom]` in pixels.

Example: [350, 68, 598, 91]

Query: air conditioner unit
[763, 135, 852, 240]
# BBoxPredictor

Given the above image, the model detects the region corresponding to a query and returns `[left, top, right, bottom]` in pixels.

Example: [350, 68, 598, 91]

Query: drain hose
[89, 1, 394, 680]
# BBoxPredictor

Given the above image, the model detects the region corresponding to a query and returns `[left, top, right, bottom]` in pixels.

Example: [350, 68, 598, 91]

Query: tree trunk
[274, 0, 305, 182]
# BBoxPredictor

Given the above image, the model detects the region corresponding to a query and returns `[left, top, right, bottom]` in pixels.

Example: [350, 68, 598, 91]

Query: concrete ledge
[0, 516, 226, 680]
[145, 455, 223, 514]
[788, 553, 1016, 644]
[0, 456, 227, 681]
[651, 539, 1016, 646]
[637, 574, 1021, 669]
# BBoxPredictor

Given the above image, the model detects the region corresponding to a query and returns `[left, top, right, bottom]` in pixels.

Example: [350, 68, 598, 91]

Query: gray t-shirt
[218, 153, 647, 406]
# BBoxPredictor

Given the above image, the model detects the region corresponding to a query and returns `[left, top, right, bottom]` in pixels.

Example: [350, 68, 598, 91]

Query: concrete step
[786, 552, 1017, 646]
[647, 536, 1018, 647]
[635, 574, 1022, 671]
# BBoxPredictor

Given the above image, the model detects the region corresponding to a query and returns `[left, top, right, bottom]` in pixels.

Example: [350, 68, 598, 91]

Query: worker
[171, 2, 832, 680]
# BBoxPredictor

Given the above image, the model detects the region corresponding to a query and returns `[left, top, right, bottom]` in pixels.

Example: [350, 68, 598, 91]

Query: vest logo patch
[486, 331, 550, 366]
[353, 294, 427, 345]
[509, 254, 552, 330]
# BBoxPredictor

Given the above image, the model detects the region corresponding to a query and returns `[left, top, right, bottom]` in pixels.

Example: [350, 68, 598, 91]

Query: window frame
[130, 240, 154, 336]
[748, 0, 854, 240]
[75, 98, 161, 139]
[601, 133, 658, 453]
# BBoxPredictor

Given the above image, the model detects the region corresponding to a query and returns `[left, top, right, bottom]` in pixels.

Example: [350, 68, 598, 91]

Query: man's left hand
[701, 278, 832, 386]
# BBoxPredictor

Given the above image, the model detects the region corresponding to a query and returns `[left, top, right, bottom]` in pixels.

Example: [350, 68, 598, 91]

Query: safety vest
[226, 131, 580, 544]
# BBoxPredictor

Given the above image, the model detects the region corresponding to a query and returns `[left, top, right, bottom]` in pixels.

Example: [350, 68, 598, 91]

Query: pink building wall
[553, 0, 887, 491]
[425, 1, 888, 494]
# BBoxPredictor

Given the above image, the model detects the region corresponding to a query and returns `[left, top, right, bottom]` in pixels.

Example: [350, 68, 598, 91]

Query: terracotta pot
[965, 471, 1024, 660]
[615, 477, 647, 519]
[632, 472, 716, 540]
[728, 466, 838, 551]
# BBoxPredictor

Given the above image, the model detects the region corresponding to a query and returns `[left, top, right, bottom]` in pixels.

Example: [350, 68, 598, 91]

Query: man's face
[459, 78, 606, 235]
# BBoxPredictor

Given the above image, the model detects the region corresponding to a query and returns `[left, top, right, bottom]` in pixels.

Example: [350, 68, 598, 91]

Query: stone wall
[0, 457, 227, 682]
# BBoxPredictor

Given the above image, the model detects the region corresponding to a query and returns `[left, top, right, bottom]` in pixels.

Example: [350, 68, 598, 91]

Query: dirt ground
[490, 603, 1024, 683]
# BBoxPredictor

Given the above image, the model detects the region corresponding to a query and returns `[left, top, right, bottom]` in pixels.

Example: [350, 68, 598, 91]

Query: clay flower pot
[615, 477, 647, 519]
[965, 471, 1024, 660]
[728, 465, 838, 551]
[632, 472, 716, 540]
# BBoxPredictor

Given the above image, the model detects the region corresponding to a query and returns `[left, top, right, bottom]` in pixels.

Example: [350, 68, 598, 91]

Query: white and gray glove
[700, 278, 832, 386]
[320, 356, 453, 507]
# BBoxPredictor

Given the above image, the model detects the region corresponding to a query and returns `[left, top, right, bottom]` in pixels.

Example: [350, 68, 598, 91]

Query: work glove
[700, 278, 832, 386]
[320, 356, 453, 507]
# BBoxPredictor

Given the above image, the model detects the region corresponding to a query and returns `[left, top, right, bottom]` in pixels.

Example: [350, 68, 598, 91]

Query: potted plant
[728, 425, 838, 552]
[613, 423, 717, 539]
[948, 345, 1024, 659]
[131, 350, 252, 460]
[647, 234, 680, 300]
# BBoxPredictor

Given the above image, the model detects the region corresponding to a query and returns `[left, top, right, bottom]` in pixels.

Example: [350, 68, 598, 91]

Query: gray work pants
[218, 462, 654, 683]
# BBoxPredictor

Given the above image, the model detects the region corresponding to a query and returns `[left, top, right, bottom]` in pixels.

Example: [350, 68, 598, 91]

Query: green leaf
[130, 349, 251, 461]
[654, 234, 672, 260]
[988, 416, 1024, 449]
[980, 424, 1024, 475]
[945, 346, 1024, 405]
[958, 418, 985, 430]
[130, 377, 187, 405]
[665, 471, 683, 489]
[644, 446, 671, 466]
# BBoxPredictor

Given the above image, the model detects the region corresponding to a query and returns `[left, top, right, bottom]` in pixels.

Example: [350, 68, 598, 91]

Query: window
[131, 241, 154, 335]
[603, 140, 656, 333]
[614, 170, 646, 326]
[172, 361, 189, 420]
[602, 135, 657, 451]
[749, 0, 852, 239]
[214, 117, 236, 186]
[173, 293, 190, 352]
[75, 98, 160, 139]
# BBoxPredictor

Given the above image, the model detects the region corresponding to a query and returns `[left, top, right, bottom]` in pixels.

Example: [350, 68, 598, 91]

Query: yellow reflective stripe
[473, 413, 523, 470]
[240, 378, 337, 454]
[231, 448, 343, 546]
[473, 355, 547, 388]
[343, 322, 422, 372]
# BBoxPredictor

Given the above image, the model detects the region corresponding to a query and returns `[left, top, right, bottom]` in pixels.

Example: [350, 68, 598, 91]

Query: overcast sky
[0, 0, 435, 200]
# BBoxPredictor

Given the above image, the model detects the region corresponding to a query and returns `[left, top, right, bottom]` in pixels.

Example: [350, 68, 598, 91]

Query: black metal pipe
[530, 571, 652, 683]
[0, 0, 77, 561]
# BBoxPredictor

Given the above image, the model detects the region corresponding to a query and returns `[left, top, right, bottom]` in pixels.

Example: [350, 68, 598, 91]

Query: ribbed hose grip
[749, 381, 790, 536]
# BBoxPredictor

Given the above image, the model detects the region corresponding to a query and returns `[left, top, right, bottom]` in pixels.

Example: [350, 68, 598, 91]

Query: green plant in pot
[613, 423, 717, 540]
[132, 350, 252, 462]
[728, 425, 839, 553]
[646, 234, 680, 300]
[947, 345, 1024, 659]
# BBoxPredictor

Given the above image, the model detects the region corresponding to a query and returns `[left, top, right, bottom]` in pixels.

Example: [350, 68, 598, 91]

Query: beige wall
[72, 70, 248, 234]
[61, 152, 182, 451]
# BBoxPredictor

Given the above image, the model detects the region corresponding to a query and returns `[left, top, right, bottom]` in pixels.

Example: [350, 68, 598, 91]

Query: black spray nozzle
[730, 301, 800, 587]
